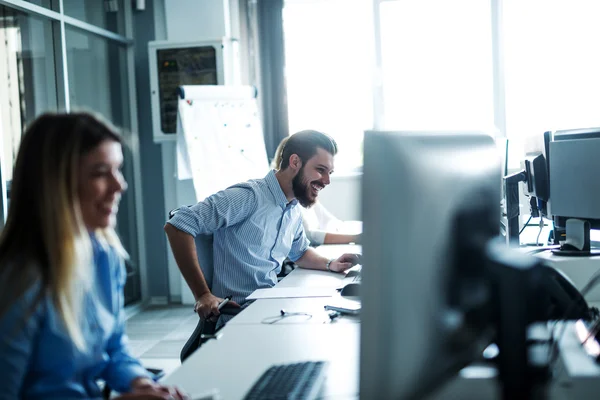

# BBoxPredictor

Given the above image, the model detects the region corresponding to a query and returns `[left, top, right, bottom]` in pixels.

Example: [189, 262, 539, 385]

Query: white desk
[228, 296, 360, 326]
[550, 321, 600, 399]
[162, 244, 361, 399]
[275, 267, 348, 289]
[531, 250, 600, 302]
[163, 323, 360, 400]
[162, 242, 600, 399]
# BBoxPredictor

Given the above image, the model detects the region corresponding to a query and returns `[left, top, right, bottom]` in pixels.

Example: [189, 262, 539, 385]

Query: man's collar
[265, 170, 297, 209]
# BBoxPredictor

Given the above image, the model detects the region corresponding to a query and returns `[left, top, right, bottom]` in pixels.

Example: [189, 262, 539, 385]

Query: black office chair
[168, 207, 240, 362]
[278, 259, 296, 280]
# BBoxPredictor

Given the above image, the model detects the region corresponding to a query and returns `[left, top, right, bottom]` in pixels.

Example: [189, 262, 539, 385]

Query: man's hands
[114, 377, 187, 399]
[194, 292, 240, 321]
[328, 253, 362, 273]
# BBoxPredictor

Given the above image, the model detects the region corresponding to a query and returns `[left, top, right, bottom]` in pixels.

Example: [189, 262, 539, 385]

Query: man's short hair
[280, 130, 338, 170]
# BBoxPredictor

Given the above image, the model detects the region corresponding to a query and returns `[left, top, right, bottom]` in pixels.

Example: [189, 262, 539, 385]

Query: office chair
[279, 259, 296, 280]
[167, 207, 240, 363]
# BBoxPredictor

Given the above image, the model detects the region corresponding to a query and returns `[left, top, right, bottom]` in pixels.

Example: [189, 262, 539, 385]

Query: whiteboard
[176, 85, 270, 202]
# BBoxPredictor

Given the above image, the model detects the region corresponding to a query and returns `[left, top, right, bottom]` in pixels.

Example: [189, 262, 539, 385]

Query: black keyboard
[243, 361, 328, 400]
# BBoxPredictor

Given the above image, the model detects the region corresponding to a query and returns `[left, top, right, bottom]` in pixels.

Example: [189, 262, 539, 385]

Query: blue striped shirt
[168, 170, 310, 306]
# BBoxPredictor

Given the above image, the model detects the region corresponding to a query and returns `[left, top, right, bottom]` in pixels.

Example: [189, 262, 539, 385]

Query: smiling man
[164, 130, 360, 324]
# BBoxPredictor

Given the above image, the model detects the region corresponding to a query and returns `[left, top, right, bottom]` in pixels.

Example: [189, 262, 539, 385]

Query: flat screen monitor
[548, 128, 600, 227]
[360, 130, 501, 399]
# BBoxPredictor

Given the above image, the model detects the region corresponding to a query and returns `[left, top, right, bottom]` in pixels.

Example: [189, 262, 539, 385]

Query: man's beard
[292, 166, 318, 208]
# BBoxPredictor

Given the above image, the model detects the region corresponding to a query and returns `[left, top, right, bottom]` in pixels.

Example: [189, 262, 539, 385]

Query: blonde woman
[272, 137, 361, 246]
[0, 113, 185, 399]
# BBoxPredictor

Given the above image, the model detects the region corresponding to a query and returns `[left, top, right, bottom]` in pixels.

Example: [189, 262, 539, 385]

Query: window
[283, 0, 600, 172]
[379, 0, 493, 131]
[65, 27, 129, 126]
[283, 0, 374, 172]
[0, 1, 141, 305]
[63, 0, 126, 35]
[503, 0, 600, 165]
[0, 6, 58, 182]
[65, 27, 140, 304]
[24, 0, 56, 10]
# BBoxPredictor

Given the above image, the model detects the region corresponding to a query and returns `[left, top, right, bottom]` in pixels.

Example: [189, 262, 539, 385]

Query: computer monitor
[546, 128, 600, 252]
[360, 131, 502, 399]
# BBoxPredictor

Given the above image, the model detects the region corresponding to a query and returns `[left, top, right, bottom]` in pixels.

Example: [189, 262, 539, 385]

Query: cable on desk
[261, 309, 312, 324]
[536, 218, 545, 246]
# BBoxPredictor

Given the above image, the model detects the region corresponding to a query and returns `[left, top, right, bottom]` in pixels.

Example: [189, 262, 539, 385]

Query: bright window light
[283, 0, 374, 172]
[379, 0, 493, 131]
[283, 0, 600, 171]
[503, 0, 600, 164]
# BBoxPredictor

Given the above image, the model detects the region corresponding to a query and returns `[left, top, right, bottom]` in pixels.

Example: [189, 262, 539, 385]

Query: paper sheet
[176, 114, 193, 180]
[246, 287, 339, 300]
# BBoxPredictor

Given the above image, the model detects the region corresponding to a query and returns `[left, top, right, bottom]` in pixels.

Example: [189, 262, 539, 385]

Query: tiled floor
[125, 305, 198, 378]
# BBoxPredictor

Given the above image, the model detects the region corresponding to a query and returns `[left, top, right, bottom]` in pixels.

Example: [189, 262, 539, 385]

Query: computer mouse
[340, 282, 361, 297]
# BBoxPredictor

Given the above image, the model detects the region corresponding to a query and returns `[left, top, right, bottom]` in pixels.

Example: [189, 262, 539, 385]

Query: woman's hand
[113, 377, 188, 399]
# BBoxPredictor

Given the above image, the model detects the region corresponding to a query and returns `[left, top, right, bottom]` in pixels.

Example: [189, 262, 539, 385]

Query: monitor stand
[552, 219, 600, 257]
[503, 170, 527, 246]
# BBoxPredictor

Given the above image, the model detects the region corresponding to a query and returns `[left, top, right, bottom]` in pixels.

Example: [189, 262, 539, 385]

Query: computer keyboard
[243, 361, 328, 400]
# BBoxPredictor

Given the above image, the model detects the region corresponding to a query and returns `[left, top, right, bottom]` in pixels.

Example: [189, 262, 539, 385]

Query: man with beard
[272, 136, 362, 246]
[165, 130, 360, 325]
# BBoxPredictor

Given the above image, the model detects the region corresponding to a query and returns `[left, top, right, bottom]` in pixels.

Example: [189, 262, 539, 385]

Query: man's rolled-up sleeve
[167, 186, 258, 236]
[288, 220, 310, 262]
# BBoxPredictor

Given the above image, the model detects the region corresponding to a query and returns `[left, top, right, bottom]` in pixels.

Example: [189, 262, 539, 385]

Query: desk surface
[549, 321, 600, 399]
[275, 266, 348, 289]
[163, 323, 360, 400]
[532, 250, 600, 302]
[162, 244, 361, 399]
[162, 243, 600, 399]
[228, 296, 360, 326]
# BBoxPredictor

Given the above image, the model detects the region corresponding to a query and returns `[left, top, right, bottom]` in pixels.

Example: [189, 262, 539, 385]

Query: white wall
[164, 0, 231, 42]
[318, 173, 361, 221]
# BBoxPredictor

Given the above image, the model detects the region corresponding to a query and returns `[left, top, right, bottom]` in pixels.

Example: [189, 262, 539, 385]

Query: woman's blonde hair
[0, 112, 127, 350]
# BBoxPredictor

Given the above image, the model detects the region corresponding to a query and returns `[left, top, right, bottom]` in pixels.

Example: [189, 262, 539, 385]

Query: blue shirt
[168, 170, 310, 306]
[0, 236, 150, 399]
